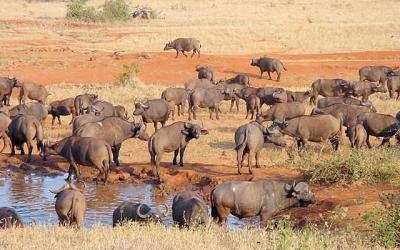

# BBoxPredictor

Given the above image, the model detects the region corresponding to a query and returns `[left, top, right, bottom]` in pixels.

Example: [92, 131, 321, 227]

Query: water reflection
[0, 172, 258, 228]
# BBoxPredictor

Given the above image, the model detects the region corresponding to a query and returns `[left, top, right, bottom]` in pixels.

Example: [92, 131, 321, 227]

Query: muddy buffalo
[161, 87, 189, 120]
[172, 191, 209, 227]
[316, 96, 377, 112]
[0, 207, 23, 228]
[256, 102, 305, 124]
[42, 136, 112, 183]
[211, 180, 315, 227]
[268, 114, 342, 150]
[346, 123, 367, 148]
[9, 102, 48, 122]
[310, 79, 350, 105]
[19, 82, 49, 105]
[148, 122, 208, 178]
[357, 112, 400, 147]
[74, 93, 98, 115]
[50, 182, 86, 228]
[196, 65, 214, 82]
[359, 65, 395, 83]
[48, 98, 76, 126]
[235, 122, 286, 175]
[112, 202, 168, 227]
[0, 77, 20, 106]
[133, 99, 170, 131]
[164, 38, 201, 58]
[74, 117, 148, 166]
[8, 114, 44, 162]
[250, 57, 287, 81]
[311, 103, 373, 127]
[348, 81, 386, 102]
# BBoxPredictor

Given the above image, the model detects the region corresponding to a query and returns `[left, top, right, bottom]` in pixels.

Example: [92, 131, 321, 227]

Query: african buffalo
[244, 95, 260, 120]
[72, 113, 104, 134]
[8, 114, 44, 162]
[218, 74, 251, 87]
[74, 93, 98, 115]
[256, 102, 305, 124]
[348, 81, 386, 102]
[50, 182, 86, 228]
[188, 87, 231, 120]
[311, 103, 373, 127]
[92, 100, 115, 117]
[0, 207, 23, 228]
[74, 117, 148, 166]
[196, 65, 214, 82]
[310, 79, 350, 105]
[286, 90, 312, 103]
[172, 191, 209, 227]
[133, 99, 170, 130]
[161, 87, 189, 120]
[48, 98, 76, 126]
[0, 77, 20, 106]
[211, 180, 316, 227]
[164, 38, 201, 58]
[256, 87, 287, 107]
[234, 87, 259, 100]
[219, 83, 244, 112]
[268, 114, 342, 150]
[42, 136, 112, 183]
[250, 57, 287, 81]
[148, 122, 208, 178]
[346, 123, 367, 148]
[316, 96, 377, 112]
[9, 102, 48, 122]
[19, 82, 49, 105]
[235, 122, 286, 175]
[357, 112, 400, 147]
[359, 65, 395, 83]
[112, 202, 168, 226]
[387, 76, 400, 99]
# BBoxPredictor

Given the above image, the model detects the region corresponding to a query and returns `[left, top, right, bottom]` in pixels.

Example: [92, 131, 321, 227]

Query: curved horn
[49, 183, 70, 194]
[184, 122, 191, 129]
[162, 204, 169, 217]
[136, 204, 149, 219]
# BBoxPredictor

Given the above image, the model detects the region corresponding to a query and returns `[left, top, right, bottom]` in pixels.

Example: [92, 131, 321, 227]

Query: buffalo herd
[0, 42, 399, 229]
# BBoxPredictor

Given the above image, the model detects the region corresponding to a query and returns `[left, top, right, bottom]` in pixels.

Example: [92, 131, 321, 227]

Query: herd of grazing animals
[0, 37, 400, 229]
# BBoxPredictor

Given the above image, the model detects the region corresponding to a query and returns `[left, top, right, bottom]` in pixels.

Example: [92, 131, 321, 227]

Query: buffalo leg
[397, 91, 400, 100]
[209, 108, 214, 120]
[191, 50, 195, 58]
[57, 115, 62, 125]
[172, 149, 179, 165]
[259, 70, 263, 79]
[10, 140, 15, 156]
[260, 210, 275, 228]
[112, 144, 122, 166]
[153, 122, 158, 131]
[175, 50, 179, 58]
[161, 121, 166, 127]
[267, 72, 272, 80]
[245, 107, 249, 119]
[215, 105, 220, 120]
[197, 49, 200, 58]
[171, 106, 175, 120]
[26, 141, 33, 162]
[51, 115, 55, 126]
[276, 72, 281, 82]
[182, 51, 188, 58]
[179, 147, 186, 166]
[366, 134, 372, 149]
[236, 147, 244, 175]
[155, 152, 162, 178]
[248, 151, 254, 174]
[229, 100, 234, 112]
[380, 137, 390, 147]
[255, 152, 261, 168]
[235, 98, 239, 112]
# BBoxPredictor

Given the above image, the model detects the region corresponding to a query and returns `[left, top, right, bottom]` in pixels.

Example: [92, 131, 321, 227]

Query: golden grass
[0, 0, 399, 54]
[0, 223, 386, 250]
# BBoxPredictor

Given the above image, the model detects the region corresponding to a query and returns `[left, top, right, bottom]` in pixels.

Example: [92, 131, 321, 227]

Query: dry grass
[0, 0, 399, 54]
[0, 223, 386, 250]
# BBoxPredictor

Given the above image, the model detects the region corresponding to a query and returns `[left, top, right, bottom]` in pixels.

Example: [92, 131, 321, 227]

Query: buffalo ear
[181, 129, 190, 136]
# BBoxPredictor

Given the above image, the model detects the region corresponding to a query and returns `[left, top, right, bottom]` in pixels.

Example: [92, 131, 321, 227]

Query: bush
[66, 0, 132, 23]
[117, 62, 140, 86]
[297, 148, 400, 185]
[363, 192, 400, 248]
[66, 0, 98, 23]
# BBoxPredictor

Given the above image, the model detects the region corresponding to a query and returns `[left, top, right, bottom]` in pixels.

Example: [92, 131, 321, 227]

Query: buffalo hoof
[179, 163, 184, 167]
[172, 161, 177, 165]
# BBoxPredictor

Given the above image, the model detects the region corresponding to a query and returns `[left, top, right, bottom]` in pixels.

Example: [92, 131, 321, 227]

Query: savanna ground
[0, 0, 400, 249]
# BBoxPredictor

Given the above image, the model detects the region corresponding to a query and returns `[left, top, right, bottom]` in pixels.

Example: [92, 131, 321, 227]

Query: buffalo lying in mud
[211, 180, 316, 227]
[172, 191, 209, 227]
[148, 122, 208, 179]
[50, 182, 86, 228]
[235, 122, 286, 175]
[164, 38, 201, 58]
[112, 202, 168, 227]
[42, 136, 112, 183]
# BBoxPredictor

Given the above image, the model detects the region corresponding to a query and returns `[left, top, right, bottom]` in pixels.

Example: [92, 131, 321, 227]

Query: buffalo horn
[136, 204, 149, 219]
[162, 204, 169, 217]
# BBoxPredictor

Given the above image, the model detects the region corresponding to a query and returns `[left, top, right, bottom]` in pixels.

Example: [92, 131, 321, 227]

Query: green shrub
[99, 0, 131, 22]
[66, 0, 98, 23]
[117, 62, 140, 86]
[363, 192, 400, 248]
[66, 0, 132, 23]
[297, 148, 400, 185]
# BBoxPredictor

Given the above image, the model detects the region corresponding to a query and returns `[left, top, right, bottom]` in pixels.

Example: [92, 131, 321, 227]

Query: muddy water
[0, 172, 258, 228]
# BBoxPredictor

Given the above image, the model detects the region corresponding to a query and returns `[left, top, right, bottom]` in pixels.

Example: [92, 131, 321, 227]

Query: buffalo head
[136, 203, 168, 223]
[164, 41, 173, 51]
[182, 122, 208, 139]
[133, 101, 149, 116]
[250, 58, 259, 66]
[131, 122, 147, 138]
[8, 77, 20, 88]
[284, 181, 316, 207]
